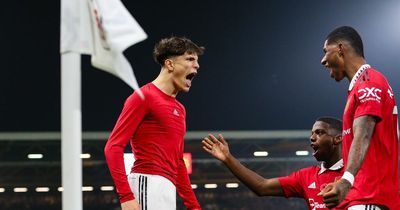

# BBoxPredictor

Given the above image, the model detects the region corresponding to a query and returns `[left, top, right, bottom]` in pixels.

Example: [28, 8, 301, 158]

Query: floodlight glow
[58, 187, 64, 192]
[296, 151, 309, 156]
[191, 184, 198, 189]
[204, 184, 217, 189]
[36, 187, 50, 192]
[28, 154, 43, 159]
[0, 188, 5, 193]
[226, 183, 239, 188]
[100, 186, 114, 191]
[14, 187, 28, 192]
[80, 153, 91, 159]
[82, 186, 93, 191]
[253, 151, 268, 157]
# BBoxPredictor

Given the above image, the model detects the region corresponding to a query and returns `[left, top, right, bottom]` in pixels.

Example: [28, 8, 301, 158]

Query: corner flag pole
[61, 53, 83, 210]
[60, 0, 147, 208]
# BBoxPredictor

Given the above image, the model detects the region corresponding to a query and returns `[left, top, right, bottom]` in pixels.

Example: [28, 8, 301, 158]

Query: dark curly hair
[326, 26, 364, 58]
[315, 116, 342, 135]
[153, 36, 205, 66]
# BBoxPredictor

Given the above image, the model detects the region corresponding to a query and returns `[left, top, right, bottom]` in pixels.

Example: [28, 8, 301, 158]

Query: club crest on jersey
[357, 87, 381, 103]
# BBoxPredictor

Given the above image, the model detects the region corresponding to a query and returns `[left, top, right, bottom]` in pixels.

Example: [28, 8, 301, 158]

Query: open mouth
[185, 72, 197, 87]
[311, 144, 319, 156]
[186, 72, 196, 80]
[325, 66, 334, 78]
[329, 70, 334, 78]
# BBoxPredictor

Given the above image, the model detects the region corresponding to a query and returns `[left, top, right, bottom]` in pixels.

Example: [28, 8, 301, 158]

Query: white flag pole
[61, 52, 82, 210]
[60, 0, 147, 207]
[60, 0, 87, 207]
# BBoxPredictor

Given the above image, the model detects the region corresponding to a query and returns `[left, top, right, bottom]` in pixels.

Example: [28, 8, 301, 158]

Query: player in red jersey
[202, 117, 344, 210]
[104, 36, 204, 210]
[319, 26, 399, 210]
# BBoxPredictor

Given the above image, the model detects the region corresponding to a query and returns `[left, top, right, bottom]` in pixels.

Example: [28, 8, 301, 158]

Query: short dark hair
[153, 36, 205, 66]
[316, 116, 342, 134]
[326, 26, 364, 58]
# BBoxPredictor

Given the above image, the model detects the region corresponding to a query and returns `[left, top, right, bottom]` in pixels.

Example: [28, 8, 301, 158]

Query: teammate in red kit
[318, 26, 399, 210]
[202, 117, 344, 210]
[104, 36, 204, 210]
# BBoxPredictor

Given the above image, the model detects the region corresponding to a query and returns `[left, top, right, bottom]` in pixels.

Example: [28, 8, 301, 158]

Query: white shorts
[348, 204, 385, 210]
[128, 173, 176, 210]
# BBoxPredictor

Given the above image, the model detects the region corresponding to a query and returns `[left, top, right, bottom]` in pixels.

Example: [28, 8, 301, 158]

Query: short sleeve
[354, 81, 384, 121]
[278, 170, 305, 198]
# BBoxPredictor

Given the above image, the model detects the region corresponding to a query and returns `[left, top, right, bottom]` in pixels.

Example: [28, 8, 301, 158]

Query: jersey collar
[348, 64, 371, 91]
[318, 159, 343, 175]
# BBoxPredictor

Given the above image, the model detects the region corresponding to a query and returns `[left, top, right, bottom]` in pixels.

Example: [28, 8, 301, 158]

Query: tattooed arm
[346, 115, 376, 177]
[318, 115, 376, 208]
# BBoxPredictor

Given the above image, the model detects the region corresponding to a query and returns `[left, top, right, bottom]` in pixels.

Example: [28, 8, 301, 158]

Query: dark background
[2, 0, 400, 132]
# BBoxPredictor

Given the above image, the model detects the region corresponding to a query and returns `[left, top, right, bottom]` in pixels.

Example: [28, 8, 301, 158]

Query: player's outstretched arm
[202, 134, 284, 196]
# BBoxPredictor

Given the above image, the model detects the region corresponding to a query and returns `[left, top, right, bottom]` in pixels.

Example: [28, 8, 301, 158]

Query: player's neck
[152, 69, 178, 97]
[345, 57, 367, 82]
[324, 149, 342, 168]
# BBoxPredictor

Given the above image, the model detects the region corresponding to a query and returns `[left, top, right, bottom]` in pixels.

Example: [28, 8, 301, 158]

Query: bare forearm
[202, 134, 283, 196]
[347, 116, 376, 175]
[223, 154, 283, 196]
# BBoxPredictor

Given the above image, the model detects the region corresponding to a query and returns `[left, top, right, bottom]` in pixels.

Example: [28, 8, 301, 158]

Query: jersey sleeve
[176, 158, 201, 210]
[278, 170, 305, 198]
[104, 92, 148, 203]
[354, 81, 384, 121]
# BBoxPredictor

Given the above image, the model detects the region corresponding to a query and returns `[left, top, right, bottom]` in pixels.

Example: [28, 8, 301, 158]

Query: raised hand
[202, 134, 230, 162]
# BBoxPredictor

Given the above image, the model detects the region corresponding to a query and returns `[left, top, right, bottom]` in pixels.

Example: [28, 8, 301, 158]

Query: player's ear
[338, 43, 344, 56]
[164, 58, 175, 71]
[333, 134, 342, 145]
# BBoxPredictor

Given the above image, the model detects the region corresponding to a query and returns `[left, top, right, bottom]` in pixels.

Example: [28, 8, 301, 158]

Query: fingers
[202, 136, 213, 147]
[202, 139, 213, 154]
[202, 134, 221, 146]
[202, 134, 219, 152]
[317, 183, 333, 196]
[208, 133, 219, 142]
[202, 133, 228, 154]
[324, 194, 340, 209]
[202, 145, 212, 153]
[317, 183, 341, 209]
[323, 196, 340, 208]
[217, 134, 228, 145]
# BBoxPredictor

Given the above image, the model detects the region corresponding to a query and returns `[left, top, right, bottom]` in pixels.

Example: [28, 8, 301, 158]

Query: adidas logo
[173, 109, 179, 116]
[308, 182, 316, 189]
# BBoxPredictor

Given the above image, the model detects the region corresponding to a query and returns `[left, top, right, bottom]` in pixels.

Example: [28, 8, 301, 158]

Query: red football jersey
[279, 160, 344, 210]
[104, 83, 200, 209]
[339, 65, 399, 209]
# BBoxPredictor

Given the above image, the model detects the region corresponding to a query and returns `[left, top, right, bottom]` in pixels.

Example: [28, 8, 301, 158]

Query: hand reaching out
[202, 134, 230, 162]
[317, 179, 351, 208]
